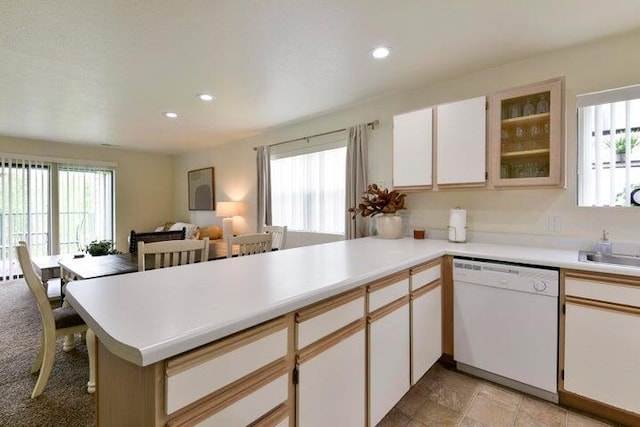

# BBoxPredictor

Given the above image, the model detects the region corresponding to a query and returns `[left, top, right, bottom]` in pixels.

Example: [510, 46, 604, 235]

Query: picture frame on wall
[188, 167, 215, 210]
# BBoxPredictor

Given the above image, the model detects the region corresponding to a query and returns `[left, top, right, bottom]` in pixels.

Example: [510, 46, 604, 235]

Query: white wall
[0, 135, 175, 252]
[174, 28, 640, 247]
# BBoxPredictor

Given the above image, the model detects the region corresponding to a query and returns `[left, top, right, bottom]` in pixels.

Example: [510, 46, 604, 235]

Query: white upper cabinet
[392, 107, 433, 188]
[436, 96, 487, 186]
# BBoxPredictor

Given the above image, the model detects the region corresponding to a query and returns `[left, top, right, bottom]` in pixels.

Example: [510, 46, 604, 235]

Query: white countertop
[65, 237, 640, 367]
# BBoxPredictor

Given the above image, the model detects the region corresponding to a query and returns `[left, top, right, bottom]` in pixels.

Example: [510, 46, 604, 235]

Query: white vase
[375, 214, 403, 239]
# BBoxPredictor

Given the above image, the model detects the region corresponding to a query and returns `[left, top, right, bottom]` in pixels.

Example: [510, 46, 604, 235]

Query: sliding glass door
[58, 165, 114, 254]
[0, 157, 115, 280]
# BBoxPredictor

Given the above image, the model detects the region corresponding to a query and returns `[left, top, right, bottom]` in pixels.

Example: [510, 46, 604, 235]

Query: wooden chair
[15, 242, 95, 398]
[137, 237, 210, 271]
[264, 225, 288, 251]
[18, 241, 63, 307]
[227, 233, 272, 258]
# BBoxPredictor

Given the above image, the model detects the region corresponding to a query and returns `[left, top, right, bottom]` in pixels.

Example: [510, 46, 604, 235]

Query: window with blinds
[0, 158, 50, 279]
[270, 133, 347, 234]
[0, 156, 115, 280]
[578, 85, 640, 207]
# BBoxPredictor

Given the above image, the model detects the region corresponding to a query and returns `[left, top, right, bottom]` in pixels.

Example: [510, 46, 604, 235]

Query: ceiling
[2, 1, 640, 154]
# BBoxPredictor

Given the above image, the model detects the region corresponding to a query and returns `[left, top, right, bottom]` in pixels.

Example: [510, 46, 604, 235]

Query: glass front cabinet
[489, 78, 564, 188]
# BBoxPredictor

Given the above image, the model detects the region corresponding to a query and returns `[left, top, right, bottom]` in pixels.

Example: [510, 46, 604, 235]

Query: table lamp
[216, 201, 239, 242]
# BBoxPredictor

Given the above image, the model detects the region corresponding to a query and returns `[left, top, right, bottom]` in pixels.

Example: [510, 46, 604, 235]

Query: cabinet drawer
[249, 403, 290, 427]
[565, 276, 640, 308]
[369, 272, 410, 312]
[411, 261, 441, 291]
[193, 374, 288, 426]
[296, 288, 365, 349]
[166, 317, 290, 415]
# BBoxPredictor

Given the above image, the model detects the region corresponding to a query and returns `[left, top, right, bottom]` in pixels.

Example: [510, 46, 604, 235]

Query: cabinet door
[411, 283, 442, 385]
[369, 301, 410, 426]
[564, 301, 640, 415]
[436, 96, 486, 186]
[489, 78, 564, 188]
[393, 107, 433, 188]
[298, 327, 366, 427]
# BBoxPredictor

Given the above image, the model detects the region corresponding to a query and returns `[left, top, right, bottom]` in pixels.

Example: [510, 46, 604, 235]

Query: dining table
[32, 254, 69, 282]
[58, 253, 138, 282]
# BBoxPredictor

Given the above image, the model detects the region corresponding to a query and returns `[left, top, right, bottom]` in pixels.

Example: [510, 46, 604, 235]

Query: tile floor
[377, 363, 622, 427]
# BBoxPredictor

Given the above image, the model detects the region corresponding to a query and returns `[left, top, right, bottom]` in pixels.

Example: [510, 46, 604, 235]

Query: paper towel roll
[448, 208, 467, 242]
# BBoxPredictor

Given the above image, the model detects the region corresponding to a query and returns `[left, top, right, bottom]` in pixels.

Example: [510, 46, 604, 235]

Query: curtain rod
[254, 119, 379, 151]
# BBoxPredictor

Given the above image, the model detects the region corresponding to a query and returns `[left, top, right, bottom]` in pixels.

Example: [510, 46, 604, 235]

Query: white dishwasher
[453, 258, 559, 402]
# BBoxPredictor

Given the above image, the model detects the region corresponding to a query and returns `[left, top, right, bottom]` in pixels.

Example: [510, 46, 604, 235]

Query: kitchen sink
[578, 250, 640, 268]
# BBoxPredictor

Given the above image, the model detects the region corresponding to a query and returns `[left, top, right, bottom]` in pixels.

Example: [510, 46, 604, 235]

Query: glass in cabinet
[490, 78, 564, 187]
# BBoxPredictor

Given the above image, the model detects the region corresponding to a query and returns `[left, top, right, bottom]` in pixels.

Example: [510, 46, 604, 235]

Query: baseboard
[558, 389, 640, 426]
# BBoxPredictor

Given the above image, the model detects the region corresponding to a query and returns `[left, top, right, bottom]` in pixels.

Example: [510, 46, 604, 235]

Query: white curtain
[271, 146, 346, 234]
[345, 123, 369, 239]
[256, 145, 271, 232]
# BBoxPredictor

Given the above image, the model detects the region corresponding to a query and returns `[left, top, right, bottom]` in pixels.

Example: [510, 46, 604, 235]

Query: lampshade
[216, 201, 239, 218]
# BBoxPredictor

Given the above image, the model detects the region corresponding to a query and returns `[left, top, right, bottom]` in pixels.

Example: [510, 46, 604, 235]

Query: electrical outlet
[548, 216, 561, 232]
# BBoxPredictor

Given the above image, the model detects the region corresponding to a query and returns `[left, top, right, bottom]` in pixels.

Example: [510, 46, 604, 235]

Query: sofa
[130, 222, 224, 259]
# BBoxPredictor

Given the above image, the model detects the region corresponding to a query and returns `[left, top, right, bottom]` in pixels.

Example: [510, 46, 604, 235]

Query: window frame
[577, 84, 640, 207]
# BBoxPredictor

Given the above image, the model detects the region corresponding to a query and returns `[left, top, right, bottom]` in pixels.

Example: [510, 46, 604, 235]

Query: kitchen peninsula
[66, 237, 640, 426]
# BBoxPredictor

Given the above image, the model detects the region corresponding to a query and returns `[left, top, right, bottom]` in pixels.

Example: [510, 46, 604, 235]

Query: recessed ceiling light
[197, 93, 215, 102]
[371, 46, 392, 59]
[164, 112, 178, 119]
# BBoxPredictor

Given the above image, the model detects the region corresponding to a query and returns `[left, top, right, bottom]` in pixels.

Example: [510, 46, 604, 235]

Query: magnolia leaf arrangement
[349, 184, 407, 218]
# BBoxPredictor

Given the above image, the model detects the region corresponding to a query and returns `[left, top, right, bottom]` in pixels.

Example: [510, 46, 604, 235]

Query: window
[578, 85, 640, 207]
[270, 137, 346, 234]
[0, 155, 115, 279]
[0, 158, 50, 278]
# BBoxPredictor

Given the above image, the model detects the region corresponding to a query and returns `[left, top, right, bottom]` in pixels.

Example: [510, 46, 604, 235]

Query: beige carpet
[0, 279, 95, 426]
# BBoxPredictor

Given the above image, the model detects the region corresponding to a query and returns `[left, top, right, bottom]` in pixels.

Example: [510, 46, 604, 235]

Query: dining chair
[137, 237, 210, 271]
[227, 233, 272, 258]
[15, 242, 95, 398]
[263, 225, 288, 251]
[18, 242, 63, 308]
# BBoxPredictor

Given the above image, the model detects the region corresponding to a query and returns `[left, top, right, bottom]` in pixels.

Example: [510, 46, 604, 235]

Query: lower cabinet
[369, 299, 411, 425]
[95, 261, 444, 427]
[411, 282, 442, 384]
[561, 271, 640, 426]
[297, 323, 366, 427]
[367, 271, 411, 426]
[96, 315, 295, 427]
[164, 316, 294, 427]
[295, 288, 366, 427]
[410, 260, 442, 385]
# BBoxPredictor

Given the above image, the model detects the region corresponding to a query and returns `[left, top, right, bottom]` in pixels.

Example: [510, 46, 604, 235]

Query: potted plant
[605, 134, 639, 162]
[85, 240, 120, 256]
[349, 184, 407, 239]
